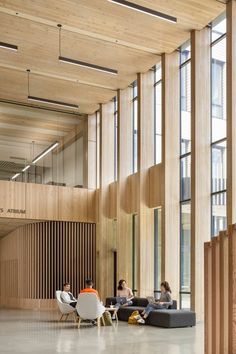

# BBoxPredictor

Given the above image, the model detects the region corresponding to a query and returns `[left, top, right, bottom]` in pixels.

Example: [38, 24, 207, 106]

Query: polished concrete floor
[0, 309, 203, 354]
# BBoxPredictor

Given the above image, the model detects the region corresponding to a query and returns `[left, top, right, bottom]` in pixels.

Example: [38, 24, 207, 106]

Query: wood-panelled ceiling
[0, 0, 224, 115]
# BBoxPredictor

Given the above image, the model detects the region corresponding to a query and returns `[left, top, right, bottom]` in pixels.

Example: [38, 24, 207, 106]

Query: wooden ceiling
[0, 0, 225, 115]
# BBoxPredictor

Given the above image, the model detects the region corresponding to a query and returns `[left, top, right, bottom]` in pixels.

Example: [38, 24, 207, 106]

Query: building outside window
[113, 96, 118, 181]
[154, 64, 162, 164]
[180, 40, 191, 310]
[132, 81, 138, 173]
[211, 13, 227, 237]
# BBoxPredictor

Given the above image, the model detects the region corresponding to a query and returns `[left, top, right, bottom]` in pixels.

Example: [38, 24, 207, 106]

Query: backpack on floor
[128, 310, 140, 325]
[102, 311, 113, 326]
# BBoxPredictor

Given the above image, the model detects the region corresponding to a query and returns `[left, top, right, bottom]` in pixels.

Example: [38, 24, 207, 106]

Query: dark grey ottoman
[148, 309, 196, 328]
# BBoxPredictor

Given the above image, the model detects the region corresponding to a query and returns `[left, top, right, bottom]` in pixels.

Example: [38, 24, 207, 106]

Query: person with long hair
[137, 281, 173, 324]
[117, 279, 134, 303]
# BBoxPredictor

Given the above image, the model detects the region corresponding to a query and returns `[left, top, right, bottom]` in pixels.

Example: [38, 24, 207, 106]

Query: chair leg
[73, 312, 78, 323]
[78, 317, 82, 329]
[97, 317, 101, 328]
[65, 314, 69, 321]
[59, 314, 64, 322]
[101, 315, 105, 326]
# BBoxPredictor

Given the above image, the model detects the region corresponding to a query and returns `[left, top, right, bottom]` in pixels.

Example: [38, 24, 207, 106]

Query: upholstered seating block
[148, 309, 196, 328]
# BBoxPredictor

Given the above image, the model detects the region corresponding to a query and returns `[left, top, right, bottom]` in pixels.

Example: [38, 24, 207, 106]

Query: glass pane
[155, 82, 162, 136]
[154, 208, 162, 294]
[212, 37, 226, 142]
[180, 202, 191, 293]
[181, 293, 191, 310]
[180, 155, 191, 201]
[132, 214, 138, 293]
[180, 62, 191, 154]
[133, 98, 138, 173]
[155, 135, 162, 165]
[212, 192, 227, 237]
[155, 64, 162, 83]
[212, 140, 226, 193]
[133, 80, 137, 98]
[212, 13, 226, 42]
[180, 40, 191, 64]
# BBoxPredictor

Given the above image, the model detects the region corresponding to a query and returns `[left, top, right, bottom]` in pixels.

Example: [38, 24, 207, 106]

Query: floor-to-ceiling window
[132, 81, 138, 173]
[180, 40, 191, 310]
[154, 64, 162, 164]
[113, 96, 118, 181]
[154, 208, 162, 298]
[211, 13, 227, 237]
[132, 214, 138, 295]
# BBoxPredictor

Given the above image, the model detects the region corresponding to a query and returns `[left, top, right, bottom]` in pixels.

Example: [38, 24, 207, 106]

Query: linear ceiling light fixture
[22, 165, 30, 172]
[57, 24, 118, 75]
[32, 141, 59, 164]
[11, 173, 20, 180]
[26, 69, 79, 109]
[108, 0, 177, 23]
[0, 41, 18, 51]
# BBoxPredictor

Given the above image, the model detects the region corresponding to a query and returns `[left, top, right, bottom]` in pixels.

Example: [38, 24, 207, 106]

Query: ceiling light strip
[32, 142, 59, 164]
[28, 95, 79, 109]
[108, 0, 177, 23]
[22, 165, 30, 172]
[59, 56, 118, 75]
[12, 173, 20, 180]
[0, 41, 18, 51]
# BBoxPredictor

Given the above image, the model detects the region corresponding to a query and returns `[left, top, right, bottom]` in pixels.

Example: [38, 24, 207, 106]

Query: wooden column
[219, 231, 228, 354]
[117, 87, 133, 285]
[162, 52, 180, 302]
[204, 242, 212, 354]
[227, 0, 236, 225]
[137, 71, 154, 296]
[228, 224, 236, 353]
[97, 102, 115, 300]
[191, 27, 211, 320]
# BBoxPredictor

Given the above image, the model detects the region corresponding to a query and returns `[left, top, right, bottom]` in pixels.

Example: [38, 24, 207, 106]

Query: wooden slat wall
[204, 224, 236, 354]
[0, 221, 96, 309]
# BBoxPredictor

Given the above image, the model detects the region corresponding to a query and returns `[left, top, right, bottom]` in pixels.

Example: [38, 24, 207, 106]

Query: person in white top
[60, 282, 77, 308]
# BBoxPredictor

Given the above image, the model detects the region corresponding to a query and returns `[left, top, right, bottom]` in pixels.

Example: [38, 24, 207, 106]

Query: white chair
[76, 293, 105, 328]
[55, 290, 77, 322]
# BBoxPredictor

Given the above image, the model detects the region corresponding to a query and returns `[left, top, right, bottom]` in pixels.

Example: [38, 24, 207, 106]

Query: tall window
[154, 64, 162, 164]
[180, 40, 191, 310]
[132, 81, 138, 173]
[113, 96, 118, 181]
[132, 214, 138, 294]
[211, 13, 227, 237]
[154, 208, 162, 298]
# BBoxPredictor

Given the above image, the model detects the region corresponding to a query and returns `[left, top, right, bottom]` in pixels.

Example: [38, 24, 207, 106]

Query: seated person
[137, 281, 173, 324]
[80, 279, 100, 299]
[115, 279, 134, 308]
[61, 282, 77, 308]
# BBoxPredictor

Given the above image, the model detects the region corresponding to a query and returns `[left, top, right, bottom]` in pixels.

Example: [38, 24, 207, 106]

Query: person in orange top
[80, 279, 99, 299]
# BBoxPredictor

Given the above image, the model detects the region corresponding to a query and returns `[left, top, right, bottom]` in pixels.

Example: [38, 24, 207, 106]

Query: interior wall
[0, 221, 96, 309]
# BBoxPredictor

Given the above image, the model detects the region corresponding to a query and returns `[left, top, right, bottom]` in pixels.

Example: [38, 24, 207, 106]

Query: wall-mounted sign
[0, 208, 26, 214]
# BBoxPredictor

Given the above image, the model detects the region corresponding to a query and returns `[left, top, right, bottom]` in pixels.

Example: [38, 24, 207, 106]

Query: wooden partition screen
[0, 221, 96, 309]
[204, 224, 236, 354]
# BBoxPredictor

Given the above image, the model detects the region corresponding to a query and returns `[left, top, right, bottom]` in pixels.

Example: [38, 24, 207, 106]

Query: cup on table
[110, 304, 114, 308]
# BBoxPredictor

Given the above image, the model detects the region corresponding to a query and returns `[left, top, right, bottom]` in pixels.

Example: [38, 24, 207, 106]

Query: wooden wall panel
[0, 180, 96, 223]
[0, 221, 96, 309]
[149, 163, 164, 208]
[204, 224, 236, 354]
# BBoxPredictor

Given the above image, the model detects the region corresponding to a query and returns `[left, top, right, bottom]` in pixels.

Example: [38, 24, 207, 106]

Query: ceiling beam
[0, 6, 160, 54]
[0, 63, 116, 91]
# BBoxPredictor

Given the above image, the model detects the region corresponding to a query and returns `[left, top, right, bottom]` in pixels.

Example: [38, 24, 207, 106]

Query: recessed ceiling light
[108, 0, 177, 23]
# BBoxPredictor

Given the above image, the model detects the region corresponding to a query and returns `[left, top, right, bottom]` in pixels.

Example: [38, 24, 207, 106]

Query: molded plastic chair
[55, 290, 77, 322]
[76, 293, 105, 328]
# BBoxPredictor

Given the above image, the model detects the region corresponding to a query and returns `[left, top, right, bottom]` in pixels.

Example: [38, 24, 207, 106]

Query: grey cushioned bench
[106, 297, 196, 328]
